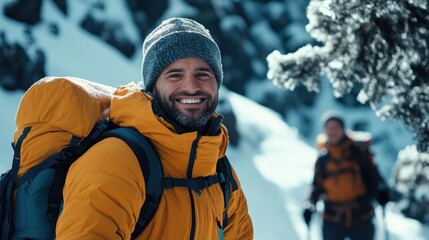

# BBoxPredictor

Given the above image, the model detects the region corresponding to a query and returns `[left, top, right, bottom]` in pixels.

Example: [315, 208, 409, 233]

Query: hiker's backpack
[315, 131, 383, 199]
[0, 77, 238, 239]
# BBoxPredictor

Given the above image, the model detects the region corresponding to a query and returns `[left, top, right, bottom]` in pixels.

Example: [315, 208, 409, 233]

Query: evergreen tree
[391, 145, 429, 223]
[267, 0, 429, 152]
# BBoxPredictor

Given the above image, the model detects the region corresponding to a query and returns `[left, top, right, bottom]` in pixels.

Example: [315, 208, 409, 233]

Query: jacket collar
[325, 136, 354, 160]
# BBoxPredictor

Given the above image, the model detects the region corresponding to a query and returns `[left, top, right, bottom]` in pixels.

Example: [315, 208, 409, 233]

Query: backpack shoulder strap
[352, 143, 371, 181]
[216, 155, 238, 228]
[352, 142, 385, 197]
[0, 126, 31, 240]
[217, 156, 238, 191]
[11, 127, 32, 180]
[316, 150, 329, 179]
[99, 126, 163, 239]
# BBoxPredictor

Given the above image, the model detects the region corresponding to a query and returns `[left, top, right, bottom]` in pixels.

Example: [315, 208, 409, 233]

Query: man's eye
[167, 74, 182, 79]
[195, 73, 212, 79]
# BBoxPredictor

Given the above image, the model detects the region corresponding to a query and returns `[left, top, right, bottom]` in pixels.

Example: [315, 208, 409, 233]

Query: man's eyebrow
[194, 67, 213, 73]
[163, 67, 213, 75]
[164, 68, 184, 74]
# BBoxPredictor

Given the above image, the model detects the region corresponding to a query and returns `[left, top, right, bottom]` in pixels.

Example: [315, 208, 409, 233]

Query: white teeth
[180, 99, 201, 104]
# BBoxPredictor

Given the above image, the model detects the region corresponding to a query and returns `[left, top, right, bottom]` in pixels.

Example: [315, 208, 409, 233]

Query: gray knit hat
[321, 110, 345, 128]
[141, 17, 223, 91]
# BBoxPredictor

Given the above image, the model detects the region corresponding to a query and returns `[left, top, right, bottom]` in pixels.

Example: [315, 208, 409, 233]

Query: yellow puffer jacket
[55, 82, 253, 239]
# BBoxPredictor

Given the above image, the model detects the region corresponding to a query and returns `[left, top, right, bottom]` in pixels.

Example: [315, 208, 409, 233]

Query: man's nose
[181, 74, 200, 92]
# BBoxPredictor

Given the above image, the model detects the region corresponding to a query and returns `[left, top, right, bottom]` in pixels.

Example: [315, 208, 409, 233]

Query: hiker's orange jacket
[309, 135, 376, 227]
[54, 82, 253, 239]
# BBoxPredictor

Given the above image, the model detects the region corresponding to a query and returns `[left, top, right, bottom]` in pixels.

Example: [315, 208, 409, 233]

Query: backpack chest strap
[162, 173, 225, 196]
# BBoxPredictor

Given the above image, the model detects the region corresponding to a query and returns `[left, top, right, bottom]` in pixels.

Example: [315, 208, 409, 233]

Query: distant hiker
[303, 110, 389, 240]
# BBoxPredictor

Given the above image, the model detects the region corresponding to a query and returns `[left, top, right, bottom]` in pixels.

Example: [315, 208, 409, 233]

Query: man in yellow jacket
[56, 17, 254, 239]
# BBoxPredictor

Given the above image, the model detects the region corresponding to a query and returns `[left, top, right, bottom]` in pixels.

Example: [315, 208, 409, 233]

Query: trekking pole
[381, 206, 390, 240]
[306, 209, 320, 240]
[306, 221, 311, 240]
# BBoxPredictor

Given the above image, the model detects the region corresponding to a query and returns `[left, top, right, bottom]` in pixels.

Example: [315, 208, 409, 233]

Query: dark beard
[154, 90, 218, 130]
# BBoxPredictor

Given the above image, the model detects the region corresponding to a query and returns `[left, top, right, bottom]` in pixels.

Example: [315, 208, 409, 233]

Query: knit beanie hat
[321, 110, 345, 128]
[141, 17, 223, 92]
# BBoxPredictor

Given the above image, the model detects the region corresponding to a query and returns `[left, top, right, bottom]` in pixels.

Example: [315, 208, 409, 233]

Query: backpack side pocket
[13, 168, 56, 239]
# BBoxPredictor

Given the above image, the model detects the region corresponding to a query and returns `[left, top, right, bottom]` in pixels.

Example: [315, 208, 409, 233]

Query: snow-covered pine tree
[266, 0, 429, 153]
[391, 145, 429, 223]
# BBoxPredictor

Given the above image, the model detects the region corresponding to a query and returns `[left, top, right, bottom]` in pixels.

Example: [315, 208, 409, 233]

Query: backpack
[0, 77, 238, 239]
[316, 131, 382, 199]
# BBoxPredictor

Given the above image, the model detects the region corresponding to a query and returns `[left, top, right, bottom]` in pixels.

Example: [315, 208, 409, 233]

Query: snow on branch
[267, 0, 429, 151]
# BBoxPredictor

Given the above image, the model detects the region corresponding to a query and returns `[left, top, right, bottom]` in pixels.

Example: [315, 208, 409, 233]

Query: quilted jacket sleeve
[56, 137, 145, 240]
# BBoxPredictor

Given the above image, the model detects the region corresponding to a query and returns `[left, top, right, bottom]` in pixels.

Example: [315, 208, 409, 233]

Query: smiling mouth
[178, 98, 204, 104]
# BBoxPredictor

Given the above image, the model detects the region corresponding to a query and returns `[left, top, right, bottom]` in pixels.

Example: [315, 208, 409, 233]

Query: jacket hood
[14, 77, 115, 176]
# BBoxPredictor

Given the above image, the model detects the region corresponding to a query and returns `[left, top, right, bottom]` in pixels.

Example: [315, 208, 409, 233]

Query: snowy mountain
[1, 0, 428, 239]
